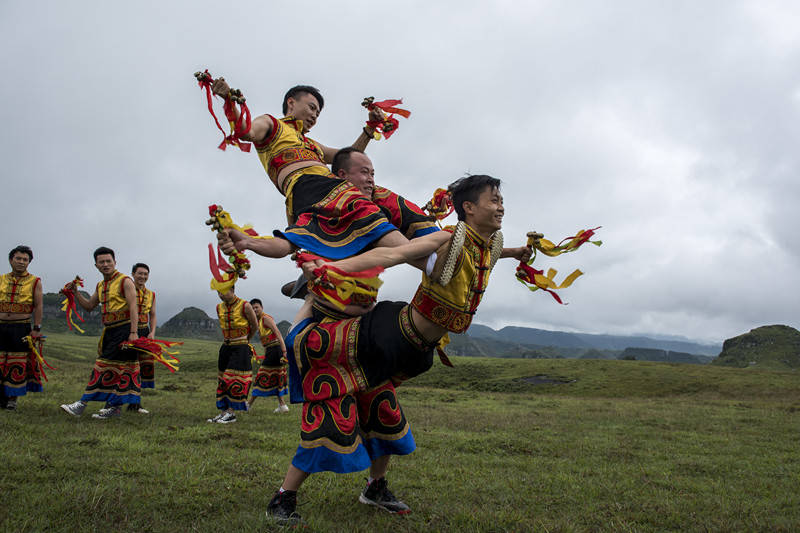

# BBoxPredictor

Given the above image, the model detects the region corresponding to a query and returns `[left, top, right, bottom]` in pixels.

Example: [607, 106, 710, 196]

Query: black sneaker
[358, 478, 411, 514]
[280, 274, 308, 300]
[5, 398, 17, 411]
[266, 490, 303, 525]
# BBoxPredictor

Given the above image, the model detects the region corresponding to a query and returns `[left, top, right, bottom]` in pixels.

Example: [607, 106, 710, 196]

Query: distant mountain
[712, 325, 800, 370]
[617, 347, 713, 365]
[158, 307, 220, 340]
[158, 307, 293, 342]
[468, 324, 720, 356]
[41, 292, 722, 364]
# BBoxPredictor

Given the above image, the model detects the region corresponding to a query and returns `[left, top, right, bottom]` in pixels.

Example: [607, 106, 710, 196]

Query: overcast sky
[2, 1, 798, 344]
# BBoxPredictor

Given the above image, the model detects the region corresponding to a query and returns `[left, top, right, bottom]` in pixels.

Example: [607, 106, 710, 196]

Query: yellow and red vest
[0, 272, 40, 314]
[98, 271, 131, 325]
[411, 224, 499, 334]
[254, 115, 331, 193]
[137, 287, 155, 326]
[217, 297, 250, 340]
[257, 312, 279, 347]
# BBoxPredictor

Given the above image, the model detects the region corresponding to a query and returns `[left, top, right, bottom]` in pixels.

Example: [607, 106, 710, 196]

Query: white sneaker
[92, 406, 121, 419]
[274, 404, 290, 413]
[60, 401, 86, 417]
[217, 411, 237, 424]
[207, 412, 224, 423]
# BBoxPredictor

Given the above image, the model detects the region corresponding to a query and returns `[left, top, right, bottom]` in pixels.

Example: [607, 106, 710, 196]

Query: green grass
[1, 333, 799, 532]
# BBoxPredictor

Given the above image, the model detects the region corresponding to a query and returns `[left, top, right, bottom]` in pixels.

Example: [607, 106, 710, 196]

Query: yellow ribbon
[23, 336, 54, 380]
[314, 269, 383, 310]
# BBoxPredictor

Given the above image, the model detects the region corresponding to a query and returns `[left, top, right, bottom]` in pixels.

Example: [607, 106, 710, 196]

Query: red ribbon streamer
[123, 338, 182, 373]
[515, 263, 565, 305]
[61, 280, 85, 330]
[365, 98, 409, 140]
[196, 69, 252, 152]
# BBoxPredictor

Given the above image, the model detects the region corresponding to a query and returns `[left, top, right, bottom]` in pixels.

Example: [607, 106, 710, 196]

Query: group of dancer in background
[0, 243, 289, 421]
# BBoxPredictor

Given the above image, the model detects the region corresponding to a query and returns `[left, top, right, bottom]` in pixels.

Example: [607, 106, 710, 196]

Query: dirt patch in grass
[521, 374, 576, 386]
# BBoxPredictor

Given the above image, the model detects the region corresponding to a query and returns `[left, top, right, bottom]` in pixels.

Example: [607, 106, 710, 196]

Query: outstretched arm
[217, 229, 295, 259]
[501, 246, 533, 262]
[324, 231, 451, 273]
[211, 77, 273, 144]
[69, 282, 99, 312]
[319, 106, 385, 163]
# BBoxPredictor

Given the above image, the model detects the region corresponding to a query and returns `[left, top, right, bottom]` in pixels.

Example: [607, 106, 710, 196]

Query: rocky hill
[712, 325, 800, 370]
[158, 306, 221, 340]
[41, 292, 103, 334]
[158, 307, 292, 341]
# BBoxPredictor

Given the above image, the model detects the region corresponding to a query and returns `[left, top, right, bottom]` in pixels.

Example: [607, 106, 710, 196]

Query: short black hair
[282, 85, 324, 116]
[249, 298, 262, 307]
[331, 147, 364, 175]
[8, 245, 33, 261]
[132, 263, 149, 274]
[93, 246, 116, 261]
[448, 175, 502, 221]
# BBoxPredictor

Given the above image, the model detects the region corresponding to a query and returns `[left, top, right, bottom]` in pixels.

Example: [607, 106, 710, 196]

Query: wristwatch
[33, 325, 41, 331]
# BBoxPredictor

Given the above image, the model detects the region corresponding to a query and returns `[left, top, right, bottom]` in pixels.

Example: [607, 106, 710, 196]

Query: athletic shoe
[274, 404, 290, 413]
[359, 478, 411, 514]
[216, 411, 237, 424]
[5, 398, 17, 411]
[136, 408, 150, 414]
[265, 491, 303, 525]
[280, 274, 309, 300]
[206, 412, 224, 423]
[60, 401, 86, 417]
[92, 406, 121, 419]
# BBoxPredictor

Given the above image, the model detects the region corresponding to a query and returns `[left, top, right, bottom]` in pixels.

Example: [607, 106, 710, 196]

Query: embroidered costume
[286, 222, 502, 473]
[254, 115, 398, 259]
[136, 286, 156, 388]
[285, 302, 434, 474]
[215, 297, 253, 411]
[0, 272, 43, 397]
[411, 223, 502, 334]
[251, 312, 287, 399]
[80, 271, 141, 406]
[371, 186, 438, 240]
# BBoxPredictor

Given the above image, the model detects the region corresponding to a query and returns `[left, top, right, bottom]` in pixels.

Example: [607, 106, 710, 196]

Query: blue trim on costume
[285, 318, 313, 404]
[251, 387, 288, 398]
[3, 383, 41, 397]
[274, 221, 396, 259]
[292, 443, 372, 474]
[412, 226, 440, 238]
[216, 398, 249, 411]
[81, 391, 141, 406]
[140, 382, 155, 389]
[363, 430, 416, 460]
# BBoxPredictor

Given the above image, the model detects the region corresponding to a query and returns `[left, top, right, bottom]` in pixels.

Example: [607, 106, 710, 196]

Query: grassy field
[1, 333, 798, 532]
